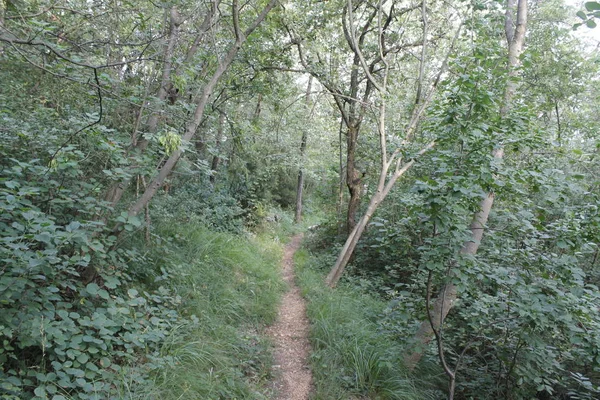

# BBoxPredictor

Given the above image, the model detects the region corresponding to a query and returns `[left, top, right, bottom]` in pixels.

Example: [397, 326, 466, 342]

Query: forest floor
[266, 233, 314, 400]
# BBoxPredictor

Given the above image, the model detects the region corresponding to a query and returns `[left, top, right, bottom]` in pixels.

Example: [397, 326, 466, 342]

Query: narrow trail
[267, 233, 314, 400]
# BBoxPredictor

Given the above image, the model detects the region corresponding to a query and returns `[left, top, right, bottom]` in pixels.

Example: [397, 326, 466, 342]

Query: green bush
[0, 150, 284, 399]
[0, 158, 195, 399]
[294, 245, 442, 400]
[151, 175, 246, 234]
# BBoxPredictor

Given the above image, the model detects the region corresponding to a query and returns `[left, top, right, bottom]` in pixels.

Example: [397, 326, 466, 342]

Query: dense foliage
[1, 0, 600, 399]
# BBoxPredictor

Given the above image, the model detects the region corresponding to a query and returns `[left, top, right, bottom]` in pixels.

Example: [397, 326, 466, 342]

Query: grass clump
[294, 247, 441, 400]
[125, 222, 285, 400]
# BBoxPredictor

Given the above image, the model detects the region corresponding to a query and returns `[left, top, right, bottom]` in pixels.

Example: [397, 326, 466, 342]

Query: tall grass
[294, 248, 442, 400]
[125, 222, 285, 399]
[252, 203, 328, 244]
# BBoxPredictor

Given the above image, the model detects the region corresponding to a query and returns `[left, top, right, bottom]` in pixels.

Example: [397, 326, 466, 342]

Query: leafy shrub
[294, 245, 443, 400]
[0, 156, 200, 399]
[151, 174, 245, 233]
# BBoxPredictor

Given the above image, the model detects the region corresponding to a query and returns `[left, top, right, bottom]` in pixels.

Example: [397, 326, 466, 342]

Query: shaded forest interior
[1, 0, 600, 399]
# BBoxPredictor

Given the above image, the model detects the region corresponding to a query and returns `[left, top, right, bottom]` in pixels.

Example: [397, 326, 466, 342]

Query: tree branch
[345, 0, 383, 92]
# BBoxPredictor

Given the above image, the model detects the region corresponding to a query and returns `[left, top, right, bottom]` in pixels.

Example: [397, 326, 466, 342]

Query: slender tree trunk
[337, 116, 345, 219]
[180, 0, 221, 68]
[0, 0, 5, 54]
[290, 14, 373, 235]
[137, 7, 181, 152]
[125, 0, 278, 218]
[555, 100, 561, 145]
[294, 153, 307, 223]
[404, 0, 527, 369]
[325, 1, 461, 287]
[104, 6, 181, 207]
[254, 93, 263, 122]
[104, 1, 220, 208]
[210, 112, 225, 184]
[326, 143, 435, 287]
[295, 77, 312, 223]
[346, 124, 362, 232]
[0, 0, 4, 28]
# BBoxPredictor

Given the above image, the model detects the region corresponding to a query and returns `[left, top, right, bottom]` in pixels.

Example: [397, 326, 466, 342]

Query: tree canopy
[1, 0, 600, 398]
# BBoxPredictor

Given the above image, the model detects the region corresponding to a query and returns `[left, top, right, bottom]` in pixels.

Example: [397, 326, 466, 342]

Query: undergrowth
[124, 222, 285, 399]
[294, 245, 443, 400]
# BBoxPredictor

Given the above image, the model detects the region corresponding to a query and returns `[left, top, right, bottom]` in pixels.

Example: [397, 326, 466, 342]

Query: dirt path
[267, 233, 313, 400]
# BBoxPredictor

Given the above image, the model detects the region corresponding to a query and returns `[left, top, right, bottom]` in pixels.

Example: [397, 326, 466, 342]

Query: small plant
[294, 247, 441, 400]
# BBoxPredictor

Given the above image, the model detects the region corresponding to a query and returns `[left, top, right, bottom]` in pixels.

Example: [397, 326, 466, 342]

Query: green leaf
[22, 210, 36, 220]
[66, 221, 81, 232]
[97, 289, 110, 300]
[34, 386, 46, 397]
[35, 232, 53, 244]
[587, 19, 598, 28]
[86, 283, 99, 296]
[103, 276, 119, 289]
[99, 357, 111, 368]
[129, 216, 142, 227]
[65, 368, 85, 378]
[76, 353, 89, 364]
[577, 10, 588, 19]
[4, 180, 19, 189]
[585, 1, 600, 11]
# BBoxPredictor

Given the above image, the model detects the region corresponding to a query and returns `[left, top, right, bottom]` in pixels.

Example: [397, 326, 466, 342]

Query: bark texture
[345, 124, 362, 232]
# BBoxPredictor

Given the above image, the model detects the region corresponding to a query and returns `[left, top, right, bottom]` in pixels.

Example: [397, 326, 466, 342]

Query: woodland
[1, 0, 600, 399]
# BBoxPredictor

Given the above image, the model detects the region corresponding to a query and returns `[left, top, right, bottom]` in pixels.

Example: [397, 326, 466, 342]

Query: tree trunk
[295, 77, 312, 223]
[325, 0, 461, 286]
[337, 117, 345, 219]
[294, 155, 306, 223]
[125, 0, 278, 218]
[346, 124, 362, 232]
[326, 142, 435, 287]
[210, 112, 225, 184]
[104, 1, 220, 208]
[404, 0, 527, 369]
[0, 0, 4, 29]
[254, 93, 263, 122]
[555, 100, 561, 145]
[104, 6, 181, 207]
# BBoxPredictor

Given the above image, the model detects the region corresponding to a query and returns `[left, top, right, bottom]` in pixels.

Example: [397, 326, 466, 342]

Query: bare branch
[415, 0, 428, 105]
[0, 29, 157, 69]
[345, 0, 383, 92]
[233, 0, 242, 42]
[404, 21, 463, 142]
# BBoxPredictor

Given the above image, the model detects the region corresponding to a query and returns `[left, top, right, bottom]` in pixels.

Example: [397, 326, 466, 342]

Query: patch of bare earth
[266, 233, 313, 400]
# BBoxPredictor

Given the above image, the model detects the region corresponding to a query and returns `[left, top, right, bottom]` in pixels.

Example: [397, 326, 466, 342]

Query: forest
[1, 0, 599, 399]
